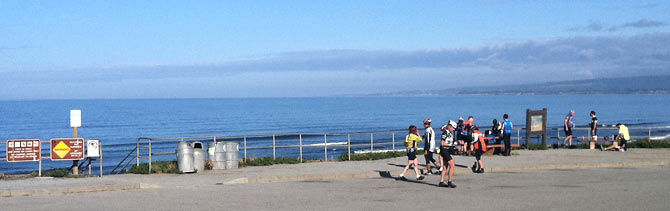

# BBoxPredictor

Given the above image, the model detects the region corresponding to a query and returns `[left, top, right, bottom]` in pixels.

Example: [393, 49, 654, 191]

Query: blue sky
[1, 0, 669, 99]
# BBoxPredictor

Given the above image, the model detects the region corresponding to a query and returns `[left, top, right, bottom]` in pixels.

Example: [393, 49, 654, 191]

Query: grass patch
[628, 139, 670, 148]
[526, 144, 549, 150]
[240, 157, 316, 167]
[550, 143, 590, 149]
[43, 168, 70, 177]
[339, 150, 405, 161]
[127, 161, 181, 174]
[338, 149, 424, 161]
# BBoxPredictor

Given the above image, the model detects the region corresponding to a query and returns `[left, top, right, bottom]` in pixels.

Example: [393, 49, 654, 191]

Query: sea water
[1, 94, 669, 174]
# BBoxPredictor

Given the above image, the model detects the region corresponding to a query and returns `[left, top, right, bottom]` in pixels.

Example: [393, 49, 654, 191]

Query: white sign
[86, 140, 100, 157]
[70, 109, 82, 128]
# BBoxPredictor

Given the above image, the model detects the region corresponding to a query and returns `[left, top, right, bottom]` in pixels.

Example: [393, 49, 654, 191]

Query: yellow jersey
[618, 125, 630, 140]
[405, 133, 423, 149]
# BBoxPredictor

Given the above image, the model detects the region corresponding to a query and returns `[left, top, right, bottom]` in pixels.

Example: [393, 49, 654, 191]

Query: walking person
[399, 125, 425, 181]
[590, 111, 598, 141]
[438, 121, 457, 188]
[470, 126, 487, 173]
[423, 118, 440, 175]
[501, 114, 514, 156]
[563, 110, 575, 146]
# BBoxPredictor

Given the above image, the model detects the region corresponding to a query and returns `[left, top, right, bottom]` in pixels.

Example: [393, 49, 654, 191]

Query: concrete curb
[0, 183, 159, 198]
[223, 161, 670, 185]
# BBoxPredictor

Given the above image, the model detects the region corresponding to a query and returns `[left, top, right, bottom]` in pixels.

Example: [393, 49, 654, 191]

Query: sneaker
[417, 176, 425, 181]
[427, 172, 433, 175]
[447, 181, 457, 188]
[471, 164, 477, 172]
[478, 169, 485, 174]
[399, 176, 407, 181]
[438, 182, 447, 187]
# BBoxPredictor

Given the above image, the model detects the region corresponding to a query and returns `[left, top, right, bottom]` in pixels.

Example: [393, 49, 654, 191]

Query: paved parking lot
[2, 165, 669, 211]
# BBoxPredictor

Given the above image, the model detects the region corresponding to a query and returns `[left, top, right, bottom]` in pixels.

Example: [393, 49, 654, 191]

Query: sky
[1, 0, 669, 99]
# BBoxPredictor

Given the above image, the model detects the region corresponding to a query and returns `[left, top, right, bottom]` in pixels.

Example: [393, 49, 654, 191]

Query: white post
[347, 134, 351, 161]
[273, 135, 276, 160]
[324, 134, 328, 161]
[299, 134, 303, 162]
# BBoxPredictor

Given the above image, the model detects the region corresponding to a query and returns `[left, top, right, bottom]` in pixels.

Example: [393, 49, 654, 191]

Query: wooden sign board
[6, 139, 41, 162]
[50, 138, 85, 161]
[525, 108, 548, 147]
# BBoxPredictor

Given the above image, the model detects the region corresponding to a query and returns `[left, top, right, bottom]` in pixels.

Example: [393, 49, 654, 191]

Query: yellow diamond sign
[53, 141, 71, 159]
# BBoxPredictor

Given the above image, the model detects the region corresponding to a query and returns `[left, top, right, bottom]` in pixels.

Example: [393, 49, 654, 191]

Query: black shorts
[474, 150, 483, 160]
[440, 147, 453, 162]
[564, 127, 572, 136]
[424, 151, 436, 163]
[620, 139, 628, 148]
[406, 148, 417, 160]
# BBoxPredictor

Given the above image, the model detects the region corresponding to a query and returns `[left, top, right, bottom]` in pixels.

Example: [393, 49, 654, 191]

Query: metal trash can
[176, 141, 195, 173]
[212, 142, 226, 170]
[224, 142, 239, 169]
[208, 141, 216, 162]
[191, 141, 206, 173]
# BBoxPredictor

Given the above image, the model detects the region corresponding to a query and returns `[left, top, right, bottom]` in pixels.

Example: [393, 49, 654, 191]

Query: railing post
[516, 128, 528, 148]
[136, 139, 140, 167]
[392, 132, 395, 150]
[243, 136, 247, 161]
[38, 150, 42, 177]
[299, 134, 303, 162]
[347, 134, 351, 161]
[273, 135, 276, 160]
[99, 141, 103, 177]
[557, 128, 560, 141]
[649, 127, 652, 140]
[370, 133, 374, 151]
[324, 134, 328, 161]
[148, 139, 152, 174]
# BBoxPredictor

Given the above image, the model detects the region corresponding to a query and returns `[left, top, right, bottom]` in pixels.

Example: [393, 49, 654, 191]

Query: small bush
[44, 168, 70, 177]
[127, 161, 181, 174]
[526, 144, 548, 150]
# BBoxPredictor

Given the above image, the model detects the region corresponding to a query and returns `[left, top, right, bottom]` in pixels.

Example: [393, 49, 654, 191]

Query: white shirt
[425, 127, 436, 152]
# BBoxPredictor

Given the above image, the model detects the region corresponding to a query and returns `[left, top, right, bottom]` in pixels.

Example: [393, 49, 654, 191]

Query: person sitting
[604, 123, 629, 152]
[489, 119, 503, 155]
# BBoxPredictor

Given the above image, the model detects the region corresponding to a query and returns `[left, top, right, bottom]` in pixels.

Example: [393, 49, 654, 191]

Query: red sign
[6, 139, 41, 162]
[50, 138, 85, 160]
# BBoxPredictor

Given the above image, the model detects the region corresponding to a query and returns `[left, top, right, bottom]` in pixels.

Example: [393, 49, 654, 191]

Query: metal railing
[111, 126, 670, 174]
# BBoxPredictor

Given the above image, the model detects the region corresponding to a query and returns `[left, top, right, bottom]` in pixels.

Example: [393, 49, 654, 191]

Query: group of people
[563, 110, 629, 151]
[398, 114, 515, 188]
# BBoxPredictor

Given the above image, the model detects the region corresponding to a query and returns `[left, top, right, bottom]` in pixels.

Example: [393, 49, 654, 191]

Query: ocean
[1, 94, 670, 174]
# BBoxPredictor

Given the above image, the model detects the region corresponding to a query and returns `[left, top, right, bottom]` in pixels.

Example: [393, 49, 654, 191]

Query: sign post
[70, 110, 82, 175]
[525, 108, 548, 148]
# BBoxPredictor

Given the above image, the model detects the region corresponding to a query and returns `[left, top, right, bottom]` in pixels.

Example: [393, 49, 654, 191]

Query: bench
[578, 136, 619, 150]
[485, 143, 520, 156]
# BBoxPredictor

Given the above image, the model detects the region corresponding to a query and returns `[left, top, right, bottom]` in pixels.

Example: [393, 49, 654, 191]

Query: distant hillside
[377, 75, 670, 96]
